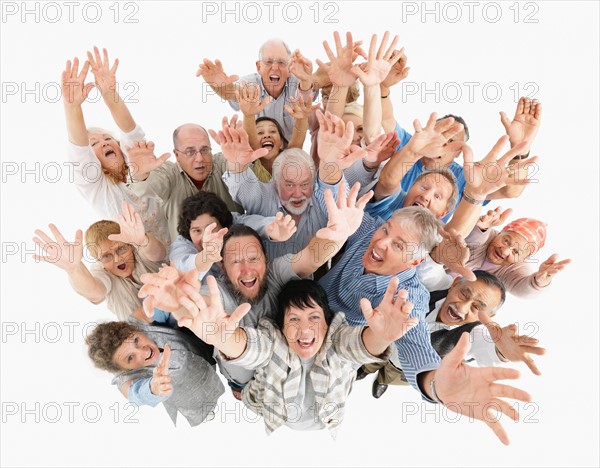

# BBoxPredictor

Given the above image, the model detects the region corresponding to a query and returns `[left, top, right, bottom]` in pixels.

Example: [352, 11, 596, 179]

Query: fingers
[498, 207, 513, 225]
[229, 303, 251, 325]
[206, 275, 223, 311]
[158, 344, 171, 373]
[359, 297, 375, 321]
[499, 111, 511, 132]
[442, 333, 472, 368]
[488, 382, 532, 403]
[484, 416, 510, 446]
[382, 276, 400, 306]
[522, 354, 542, 376]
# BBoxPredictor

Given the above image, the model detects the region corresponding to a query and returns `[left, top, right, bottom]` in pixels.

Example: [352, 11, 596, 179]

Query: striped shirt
[318, 214, 441, 396]
[222, 167, 340, 260]
[227, 313, 392, 436]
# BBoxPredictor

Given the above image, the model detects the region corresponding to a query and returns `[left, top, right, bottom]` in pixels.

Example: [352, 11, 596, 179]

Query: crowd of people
[34, 32, 571, 445]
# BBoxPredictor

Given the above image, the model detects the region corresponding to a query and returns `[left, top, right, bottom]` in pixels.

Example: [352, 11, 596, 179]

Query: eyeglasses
[99, 245, 130, 263]
[175, 146, 212, 158]
[261, 59, 289, 68]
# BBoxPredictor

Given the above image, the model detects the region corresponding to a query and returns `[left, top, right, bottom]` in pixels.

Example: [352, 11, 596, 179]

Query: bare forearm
[64, 104, 90, 147]
[102, 90, 136, 133]
[138, 235, 166, 262]
[67, 263, 107, 304]
[215, 328, 248, 360]
[292, 235, 344, 277]
[376, 148, 418, 199]
[243, 115, 260, 150]
[208, 83, 238, 101]
[380, 85, 397, 133]
[361, 327, 390, 357]
[288, 117, 308, 148]
[363, 85, 383, 144]
[325, 85, 349, 118]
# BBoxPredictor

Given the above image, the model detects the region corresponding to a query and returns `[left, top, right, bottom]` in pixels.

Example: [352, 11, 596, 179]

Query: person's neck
[191, 177, 205, 191]
[260, 157, 274, 174]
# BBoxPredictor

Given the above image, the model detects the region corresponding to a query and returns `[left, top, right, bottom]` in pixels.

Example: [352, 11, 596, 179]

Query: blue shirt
[365, 189, 407, 221]
[317, 213, 441, 395]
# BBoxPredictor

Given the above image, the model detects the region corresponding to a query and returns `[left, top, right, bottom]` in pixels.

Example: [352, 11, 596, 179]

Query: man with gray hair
[197, 38, 317, 141]
[214, 116, 338, 260]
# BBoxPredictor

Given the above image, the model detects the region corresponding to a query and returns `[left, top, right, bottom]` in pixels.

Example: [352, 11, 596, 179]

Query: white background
[1, 1, 598, 466]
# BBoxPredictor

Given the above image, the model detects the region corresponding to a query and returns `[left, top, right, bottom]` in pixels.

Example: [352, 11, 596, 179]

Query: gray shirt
[112, 321, 224, 427]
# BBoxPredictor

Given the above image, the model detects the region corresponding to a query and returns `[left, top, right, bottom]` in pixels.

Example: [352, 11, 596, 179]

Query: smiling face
[362, 219, 424, 276]
[256, 42, 290, 98]
[283, 303, 329, 360]
[97, 240, 135, 278]
[174, 125, 213, 183]
[404, 173, 454, 218]
[256, 120, 284, 161]
[88, 132, 126, 174]
[222, 235, 268, 302]
[437, 277, 502, 326]
[421, 122, 466, 169]
[112, 332, 161, 371]
[189, 214, 221, 251]
[277, 163, 313, 216]
[342, 113, 364, 146]
[486, 231, 533, 266]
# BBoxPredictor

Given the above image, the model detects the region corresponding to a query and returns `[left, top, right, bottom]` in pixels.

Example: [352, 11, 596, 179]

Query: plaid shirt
[223, 313, 392, 437]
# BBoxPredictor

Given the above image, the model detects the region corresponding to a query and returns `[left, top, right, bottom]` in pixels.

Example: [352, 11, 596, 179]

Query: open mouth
[446, 304, 464, 322]
[369, 249, 383, 263]
[269, 74, 280, 83]
[261, 141, 275, 150]
[104, 148, 117, 158]
[290, 199, 305, 208]
[240, 278, 257, 289]
[413, 201, 425, 208]
[117, 263, 127, 271]
[297, 337, 316, 349]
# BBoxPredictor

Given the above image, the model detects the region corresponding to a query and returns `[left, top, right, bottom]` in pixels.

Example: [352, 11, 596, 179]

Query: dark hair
[177, 192, 234, 241]
[438, 114, 470, 141]
[221, 224, 265, 259]
[468, 270, 507, 312]
[85, 321, 140, 372]
[275, 280, 335, 331]
[255, 117, 289, 148]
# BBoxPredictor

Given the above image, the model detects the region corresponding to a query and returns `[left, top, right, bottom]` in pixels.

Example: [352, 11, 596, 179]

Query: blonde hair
[86, 127, 129, 185]
[343, 102, 364, 120]
[321, 81, 360, 105]
[85, 220, 121, 259]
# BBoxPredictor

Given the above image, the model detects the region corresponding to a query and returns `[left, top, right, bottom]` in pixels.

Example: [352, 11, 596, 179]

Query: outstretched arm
[292, 181, 372, 277]
[360, 277, 419, 356]
[419, 333, 533, 446]
[87, 46, 136, 133]
[33, 224, 107, 304]
[62, 57, 95, 146]
[196, 58, 239, 101]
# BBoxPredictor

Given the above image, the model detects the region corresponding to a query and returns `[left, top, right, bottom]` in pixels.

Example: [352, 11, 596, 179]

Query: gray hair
[389, 206, 442, 259]
[258, 39, 291, 60]
[414, 168, 459, 215]
[272, 148, 315, 189]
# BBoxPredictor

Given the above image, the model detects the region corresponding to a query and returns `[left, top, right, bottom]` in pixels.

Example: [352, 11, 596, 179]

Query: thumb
[143, 296, 155, 318]
[443, 333, 471, 368]
[229, 303, 251, 324]
[499, 111, 511, 132]
[157, 152, 170, 165]
[83, 82, 95, 98]
[360, 298, 375, 322]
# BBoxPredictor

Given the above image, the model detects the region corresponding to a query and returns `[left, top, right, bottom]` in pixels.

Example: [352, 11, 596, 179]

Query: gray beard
[220, 272, 268, 306]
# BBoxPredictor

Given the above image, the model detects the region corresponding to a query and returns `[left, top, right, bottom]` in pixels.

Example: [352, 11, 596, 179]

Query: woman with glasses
[62, 47, 170, 247]
[33, 202, 166, 321]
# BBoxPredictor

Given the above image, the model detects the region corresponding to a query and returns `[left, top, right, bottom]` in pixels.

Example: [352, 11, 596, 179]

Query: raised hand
[316, 181, 373, 241]
[178, 276, 251, 348]
[476, 207, 513, 231]
[363, 131, 400, 168]
[126, 140, 170, 181]
[404, 113, 465, 161]
[463, 135, 539, 200]
[316, 31, 360, 88]
[316, 110, 366, 172]
[33, 224, 83, 272]
[107, 201, 146, 246]
[86, 46, 118, 97]
[534, 254, 571, 287]
[139, 265, 200, 317]
[360, 277, 419, 342]
[266, 212, 297, 241]
[61, 57, 94, 107]
[477, 313, 546, 376]
[381, 48, 410, 89]
[196, 58, 239, 86]
[432, 228, 475, 281]
[236, 81, 272, 117]
[351, 31, 402, 88]
[284, 94, 320, 120]
[201, 223, 228, 263]
[150, 345, 172, 397]
[434, 333, 533, 445]
[289, 49, 313, 83]
[500, 97, 542, 150]
[208, 115, 269, 172]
